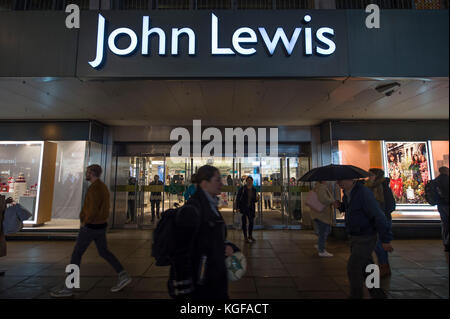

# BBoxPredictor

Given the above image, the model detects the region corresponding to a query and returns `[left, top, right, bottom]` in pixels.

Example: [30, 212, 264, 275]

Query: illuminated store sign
[89, 13, 336, 68]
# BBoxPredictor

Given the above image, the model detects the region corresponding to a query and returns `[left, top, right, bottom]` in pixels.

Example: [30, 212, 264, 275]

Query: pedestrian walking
[236, 176, 259, 243]
[50, 164, 131, 297]
[168, 165, 239, 300]
[435, 166, 449, 252]
[309, 181, 335, 257]
[336, 178, 393, 299]
[366, 168, 396, 277]
[150, 175, 164, 222]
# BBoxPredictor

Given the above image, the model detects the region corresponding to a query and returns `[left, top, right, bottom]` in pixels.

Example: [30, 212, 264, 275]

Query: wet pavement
[0, 229, 448, 299]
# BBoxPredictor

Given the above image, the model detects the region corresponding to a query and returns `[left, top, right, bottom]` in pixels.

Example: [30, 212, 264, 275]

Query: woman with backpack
[366, 168, 396, 278]
[168, 165, 239, 300]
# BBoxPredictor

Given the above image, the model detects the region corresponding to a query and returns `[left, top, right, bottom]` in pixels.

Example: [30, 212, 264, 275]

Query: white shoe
[111, 271, 132, 292]
[318, 251, 334, 257]
[50, 285, 73, 298]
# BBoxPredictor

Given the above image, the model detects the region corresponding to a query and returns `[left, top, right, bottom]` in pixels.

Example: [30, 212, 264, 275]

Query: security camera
[375, 82, 401, 96]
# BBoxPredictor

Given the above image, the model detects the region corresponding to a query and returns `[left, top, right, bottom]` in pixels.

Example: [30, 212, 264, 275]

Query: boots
[379, 264, 392, 278]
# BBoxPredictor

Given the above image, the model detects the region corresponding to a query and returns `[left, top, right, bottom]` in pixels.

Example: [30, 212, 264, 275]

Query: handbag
[2, 204, 32, 235]
[305, 191, 325, 213]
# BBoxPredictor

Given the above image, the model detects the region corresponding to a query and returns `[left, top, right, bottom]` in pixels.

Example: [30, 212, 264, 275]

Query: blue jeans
[374, 219, 392, 265]
[314, 219, 331, 253]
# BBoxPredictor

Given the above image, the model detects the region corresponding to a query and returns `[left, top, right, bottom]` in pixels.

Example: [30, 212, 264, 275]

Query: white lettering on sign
[88, 13, 336, 69]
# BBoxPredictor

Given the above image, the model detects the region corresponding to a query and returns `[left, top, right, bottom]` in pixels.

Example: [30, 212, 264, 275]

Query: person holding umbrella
[300, 164, 393, 299]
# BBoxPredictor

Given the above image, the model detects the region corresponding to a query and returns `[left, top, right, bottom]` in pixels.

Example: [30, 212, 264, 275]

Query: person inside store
[168, 165, 239, 300]
[0, 196, 14, 276]
[226, 175, 233, 201]
[50, 164, 132, 298]
[365, 168, 396, 278]
[262, 177, 272, 210]
[236, 176, 259, 243]
[150, 175, 164, 222]
[435, 166, 449, 253]
[183, 174, 197, 201]
[335, 178, 393, 299]
[126, 176, 136, 224]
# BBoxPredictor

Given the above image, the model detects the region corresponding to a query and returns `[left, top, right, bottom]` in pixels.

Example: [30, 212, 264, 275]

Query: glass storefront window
[334, 140, 445, 221]
[50, 141, 86, 229]
[0, 140, 101, 230]
[430, 141, 449, 178]
[0, 141, 43, 223]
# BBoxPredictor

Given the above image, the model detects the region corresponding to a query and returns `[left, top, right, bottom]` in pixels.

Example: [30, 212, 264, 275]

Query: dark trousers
[347, 235, 386, 299]
[151, 200, 161, 220]
[241, 213, 255, 238]
[438, 204, 449, 249]
[71, 226, 124, 274]
[127, 199, 135, 222]
[264, 199, 271, 210]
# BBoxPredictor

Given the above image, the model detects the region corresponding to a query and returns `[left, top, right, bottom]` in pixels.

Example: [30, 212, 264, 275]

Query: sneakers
[318, 251, 334, 257]
[249, 237, 256, 242]
[111, 271, 132, 292]
[50, 285, 73, 298]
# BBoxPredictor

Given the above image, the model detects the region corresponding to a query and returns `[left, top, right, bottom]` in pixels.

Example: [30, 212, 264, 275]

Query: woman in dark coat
[168, 165, 239, 300]
[236, 176, 259, 243]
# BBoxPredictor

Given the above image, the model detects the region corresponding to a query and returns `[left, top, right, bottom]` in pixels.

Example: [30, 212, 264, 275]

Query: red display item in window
[390, 178, 404, 200]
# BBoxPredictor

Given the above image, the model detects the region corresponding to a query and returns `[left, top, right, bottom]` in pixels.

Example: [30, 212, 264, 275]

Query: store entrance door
[112, 153, 310, 230]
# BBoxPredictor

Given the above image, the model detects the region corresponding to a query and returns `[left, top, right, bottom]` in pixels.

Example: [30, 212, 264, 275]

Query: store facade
[0, 7, 448, 233]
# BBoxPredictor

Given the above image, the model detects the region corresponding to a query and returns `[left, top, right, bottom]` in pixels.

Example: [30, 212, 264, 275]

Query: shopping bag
[234, 212, 242, 228]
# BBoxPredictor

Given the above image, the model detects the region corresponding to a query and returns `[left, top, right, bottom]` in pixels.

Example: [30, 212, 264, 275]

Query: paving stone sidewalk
[0, 229, 448, 299]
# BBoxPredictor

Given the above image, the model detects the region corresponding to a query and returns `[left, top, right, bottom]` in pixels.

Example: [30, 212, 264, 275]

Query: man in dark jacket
[435, 166, 449, 252]
[168, 165, 238, 300]
[336, 179, 393, 299]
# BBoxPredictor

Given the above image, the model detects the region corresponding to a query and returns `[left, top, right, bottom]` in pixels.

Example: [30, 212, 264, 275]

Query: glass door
[285, 156, 311, 227]
[260, 157, 285, 227]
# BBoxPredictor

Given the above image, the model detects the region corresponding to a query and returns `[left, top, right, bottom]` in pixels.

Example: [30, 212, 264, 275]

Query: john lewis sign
[77, 11, 348, 77]
[89, 13, 336, 68]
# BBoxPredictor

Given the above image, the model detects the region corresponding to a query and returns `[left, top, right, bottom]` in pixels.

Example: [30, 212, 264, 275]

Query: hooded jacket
[339, 181, 392, 243]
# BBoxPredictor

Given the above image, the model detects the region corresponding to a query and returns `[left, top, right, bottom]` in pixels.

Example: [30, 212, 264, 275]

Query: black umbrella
[299, 164, 371, 182]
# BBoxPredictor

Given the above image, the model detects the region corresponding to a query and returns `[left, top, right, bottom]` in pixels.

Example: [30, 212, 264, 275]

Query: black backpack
[151, 204, 200, 266]
[425, 180, 442, 206]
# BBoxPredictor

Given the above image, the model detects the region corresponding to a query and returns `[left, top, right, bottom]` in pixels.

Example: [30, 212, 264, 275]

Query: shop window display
[0, 141, 93, 229]
[335, 140, 445, 221]
[0, 142, 42, 221]
[384, 142, 430, 205]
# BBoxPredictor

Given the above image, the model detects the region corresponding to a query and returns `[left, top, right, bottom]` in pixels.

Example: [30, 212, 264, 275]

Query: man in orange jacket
[51, 164, 131, 297]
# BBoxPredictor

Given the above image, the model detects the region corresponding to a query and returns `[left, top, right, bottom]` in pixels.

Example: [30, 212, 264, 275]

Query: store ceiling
[0, 77, 448, 126]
